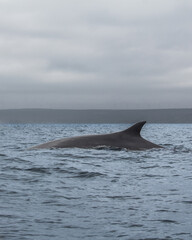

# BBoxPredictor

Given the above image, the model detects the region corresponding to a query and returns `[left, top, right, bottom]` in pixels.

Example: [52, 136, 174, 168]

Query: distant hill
[0, 109, 191, 123]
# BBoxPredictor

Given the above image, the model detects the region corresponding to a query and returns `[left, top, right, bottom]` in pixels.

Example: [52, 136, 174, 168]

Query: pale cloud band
[0, 0, 192, 109]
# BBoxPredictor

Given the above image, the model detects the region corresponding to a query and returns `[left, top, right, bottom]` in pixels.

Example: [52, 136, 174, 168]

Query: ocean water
[0, 123, 192, 240]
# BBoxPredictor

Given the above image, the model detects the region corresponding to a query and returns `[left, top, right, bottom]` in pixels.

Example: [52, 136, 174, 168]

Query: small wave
[63, 196, 81, 200]
[163, 144, 173, 147]
[142, 174, 165, 178]
[174, 232, 191, 237]
[156, 209, 170, 212]
[156, 209, 178, 213]
[0, 214, 18, 219]
[0, 153, 6, 157]
[73, 171, 105, 178]
[3, 157, 29, 163]
[62, 225, 83, 229]
[152, 219, 178, 224]
[117, 234, 129, 238]
[106, 195, 141, 200]
[172, 145, 191, 154]
[34, 218, 62, 224]
[129, 224, 143, 228]
[139, 238, 172, 240]
[53, 167, 80, 175]
[140, 164, 159, 169]
[26, 167, 51, 174]
[2, 166, 23, 172]
[182, 200, 192, 204]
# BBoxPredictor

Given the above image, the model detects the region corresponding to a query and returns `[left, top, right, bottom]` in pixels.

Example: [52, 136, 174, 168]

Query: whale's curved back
[30, 121, 162, 150]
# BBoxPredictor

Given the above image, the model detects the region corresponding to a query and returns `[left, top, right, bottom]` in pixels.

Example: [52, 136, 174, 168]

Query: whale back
[30, 121, 162, 150]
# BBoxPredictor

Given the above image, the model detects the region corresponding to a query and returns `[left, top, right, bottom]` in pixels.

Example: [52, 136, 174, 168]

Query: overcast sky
[0, 0, 192, 109]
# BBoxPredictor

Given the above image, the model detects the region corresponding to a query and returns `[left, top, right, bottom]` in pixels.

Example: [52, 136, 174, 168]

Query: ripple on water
[1, 123, 192, 240]
[26, 167, 51, 174]
[72, 171, 106, 178]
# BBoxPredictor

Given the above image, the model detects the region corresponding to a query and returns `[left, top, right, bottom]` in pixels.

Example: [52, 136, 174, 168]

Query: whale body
[30, 121, 162, 150]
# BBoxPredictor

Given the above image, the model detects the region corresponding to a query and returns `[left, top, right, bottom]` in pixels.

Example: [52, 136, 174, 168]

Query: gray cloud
[0, 0, 192, 109]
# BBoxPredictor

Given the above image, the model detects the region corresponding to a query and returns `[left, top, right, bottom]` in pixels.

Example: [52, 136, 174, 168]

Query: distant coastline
[0, 108, 191, 123]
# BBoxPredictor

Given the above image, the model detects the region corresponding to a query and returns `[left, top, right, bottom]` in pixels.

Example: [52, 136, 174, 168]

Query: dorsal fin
[123, 121, 146, 136]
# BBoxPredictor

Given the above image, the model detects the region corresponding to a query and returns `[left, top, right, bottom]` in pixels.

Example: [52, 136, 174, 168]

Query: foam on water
[0, 123, 192, 240]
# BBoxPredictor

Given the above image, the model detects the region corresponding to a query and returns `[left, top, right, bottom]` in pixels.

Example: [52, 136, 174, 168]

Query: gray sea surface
[0, 123, 192, 240]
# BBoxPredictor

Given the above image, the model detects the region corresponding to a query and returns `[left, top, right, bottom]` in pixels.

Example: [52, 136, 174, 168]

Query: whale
[30, 121, 162, 150]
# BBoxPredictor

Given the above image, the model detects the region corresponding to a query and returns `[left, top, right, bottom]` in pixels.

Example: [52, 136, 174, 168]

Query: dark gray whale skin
[30, 121, 162, 150]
